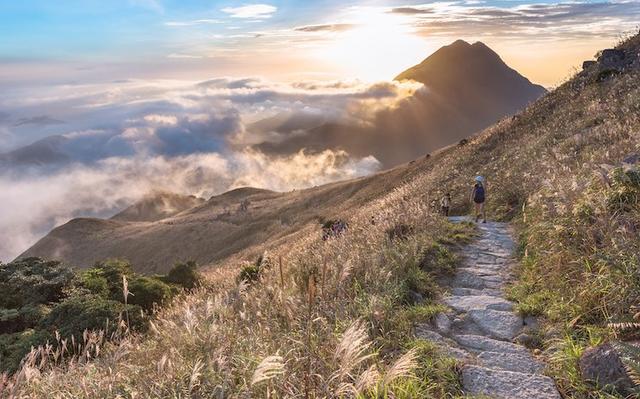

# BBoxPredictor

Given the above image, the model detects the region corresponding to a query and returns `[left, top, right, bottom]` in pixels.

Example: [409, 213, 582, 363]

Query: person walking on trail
[440, 192, 451, 216]
[471, 176, 487, 223]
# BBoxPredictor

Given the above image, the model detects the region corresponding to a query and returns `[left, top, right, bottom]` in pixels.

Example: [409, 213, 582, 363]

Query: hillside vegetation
[0, 258, 202, 375]
[4, 33, 640, 397]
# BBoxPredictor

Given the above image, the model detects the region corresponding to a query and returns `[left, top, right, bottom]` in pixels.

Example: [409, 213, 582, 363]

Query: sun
[313, 8, 432, 81]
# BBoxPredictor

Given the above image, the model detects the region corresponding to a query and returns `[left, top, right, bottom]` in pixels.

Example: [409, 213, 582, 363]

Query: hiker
[470, 176, 487, 223]
[440, 192, 451, 216]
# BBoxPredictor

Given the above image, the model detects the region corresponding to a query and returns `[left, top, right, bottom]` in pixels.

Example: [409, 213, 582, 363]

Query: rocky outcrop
[582, 46, 640, 81]
[579, 343, 634, 394]
[598, 49, 627, 69]
[414, 219, 561, 399]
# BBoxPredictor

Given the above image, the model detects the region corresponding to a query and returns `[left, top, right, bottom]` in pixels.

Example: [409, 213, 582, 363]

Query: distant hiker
[471, 176, 487, 223]
[440, 193, 451, 216]
[370, 215, 376, 225]
[322, 219, 348, 240]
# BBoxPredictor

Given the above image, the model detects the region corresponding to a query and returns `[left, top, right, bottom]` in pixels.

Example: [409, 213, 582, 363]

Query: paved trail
[417, 218, 561, 398]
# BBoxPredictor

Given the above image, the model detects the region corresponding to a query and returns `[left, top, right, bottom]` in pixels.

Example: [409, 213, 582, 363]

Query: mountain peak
[450, 39, 471, 47]
[394, 39, 545, 99]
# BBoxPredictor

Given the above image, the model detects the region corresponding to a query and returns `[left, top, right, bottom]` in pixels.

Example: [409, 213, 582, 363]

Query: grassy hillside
[4, 32, 640, 397]
[20, 161, 439, 274]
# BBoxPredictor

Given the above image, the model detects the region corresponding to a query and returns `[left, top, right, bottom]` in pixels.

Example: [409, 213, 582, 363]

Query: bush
[40, 294, 145, 339]
[0, 258, 74, 308]
[127, 276, 174, 312]
[162, 261, 202, 289]
[0, 329, 54, 374]
[77, 268, 110, 297]
[237, 255, 272, 285]
[237, 263, 261, 284]
[0, 305, 49, 334]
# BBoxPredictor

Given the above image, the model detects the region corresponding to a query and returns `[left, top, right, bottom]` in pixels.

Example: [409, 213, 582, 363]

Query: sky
[2, 0, 640, 88]
[1, 0, 640, 262]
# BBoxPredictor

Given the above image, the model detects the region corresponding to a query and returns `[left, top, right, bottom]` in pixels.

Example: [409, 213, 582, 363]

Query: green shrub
[237, 263, 261, 284]
[0, 329, 54, 374]
[162, 261, 202, 289]
[92, 259, 135, 301]
[0, 257, 74, 308]
[40, 294, 145, 339]
[0, 305, 50, 334]
[77, 268, 110, 297]
[127, 276, 174, 312]
[237, 255, 272, 285]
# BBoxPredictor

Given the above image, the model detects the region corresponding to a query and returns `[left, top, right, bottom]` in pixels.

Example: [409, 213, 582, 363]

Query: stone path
[416, 217, 561, 399]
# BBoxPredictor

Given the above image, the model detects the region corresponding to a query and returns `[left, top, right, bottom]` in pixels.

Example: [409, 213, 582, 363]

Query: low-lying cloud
[0, 77, 414, 261]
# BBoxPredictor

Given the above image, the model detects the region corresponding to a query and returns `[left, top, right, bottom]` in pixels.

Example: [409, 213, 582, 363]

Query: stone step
[444, 294, 514, 312]
[452, 270, 504, 289]
[458, 265, 504, 275]
[468, 309, 523, 340]
[477, 350, 544, 374]
[450, 287, 503, 297]
[453, 334, 531, 357]
[414, 325, 472, 361]
[462, 365, 561, 399]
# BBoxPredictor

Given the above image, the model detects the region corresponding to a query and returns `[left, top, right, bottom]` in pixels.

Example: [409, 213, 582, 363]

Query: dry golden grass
[4, 168, 468, 398]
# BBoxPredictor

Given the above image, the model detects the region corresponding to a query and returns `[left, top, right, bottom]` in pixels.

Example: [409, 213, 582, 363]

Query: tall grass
[4, 169, 467, 398]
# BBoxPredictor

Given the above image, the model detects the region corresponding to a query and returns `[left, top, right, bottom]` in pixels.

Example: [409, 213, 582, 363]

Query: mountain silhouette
[254, 40, 546, 167]
[395, 40, 546, 115]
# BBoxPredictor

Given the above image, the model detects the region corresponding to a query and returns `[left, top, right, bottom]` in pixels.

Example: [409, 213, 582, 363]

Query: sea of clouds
[0, 77, 419, 261]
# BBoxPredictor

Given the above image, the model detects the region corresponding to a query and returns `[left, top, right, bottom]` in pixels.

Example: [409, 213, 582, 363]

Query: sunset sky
[2, 1, 640, 87]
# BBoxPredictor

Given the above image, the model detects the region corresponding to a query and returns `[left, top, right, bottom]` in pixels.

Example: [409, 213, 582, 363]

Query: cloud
[294, 24, 357, 33]
[398, 1, 640, 40]
[13, 115, 65, 127]
[0, 149, 379, 262]
[221, 4, 277, 19]
[164, 19, 223, 27]
[0, 77, 420, 260]
[389, 7, 435, 15]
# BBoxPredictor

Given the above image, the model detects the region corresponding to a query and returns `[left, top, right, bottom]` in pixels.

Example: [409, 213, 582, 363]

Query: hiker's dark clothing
[472, 183, 485, 204]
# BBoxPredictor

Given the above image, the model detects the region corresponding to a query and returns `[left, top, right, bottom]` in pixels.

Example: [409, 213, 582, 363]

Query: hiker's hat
[475, 176, 483, 182]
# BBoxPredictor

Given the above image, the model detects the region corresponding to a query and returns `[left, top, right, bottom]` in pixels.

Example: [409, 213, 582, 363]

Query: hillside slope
[19, 165, 431, 273]
[9, 33, 640, 398]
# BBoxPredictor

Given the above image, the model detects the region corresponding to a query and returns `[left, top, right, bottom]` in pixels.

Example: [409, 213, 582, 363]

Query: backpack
[473, 183, 485, 202]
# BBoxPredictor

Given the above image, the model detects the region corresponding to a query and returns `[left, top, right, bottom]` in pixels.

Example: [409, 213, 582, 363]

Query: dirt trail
[417, 217, 561, 398]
